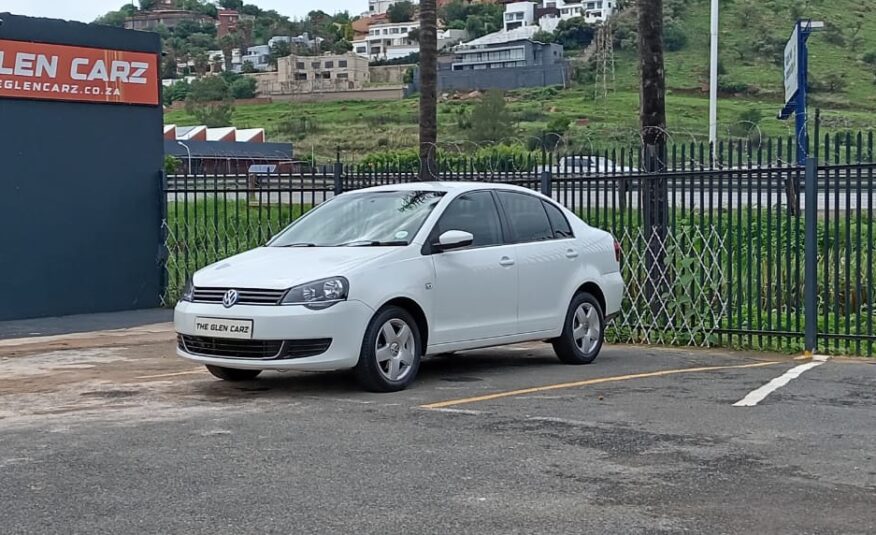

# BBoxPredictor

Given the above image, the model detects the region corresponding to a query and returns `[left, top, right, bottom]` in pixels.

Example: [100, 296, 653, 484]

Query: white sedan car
[175, 182, 624, 392]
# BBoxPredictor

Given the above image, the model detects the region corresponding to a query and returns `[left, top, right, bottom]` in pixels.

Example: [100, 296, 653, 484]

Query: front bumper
[174, 299, 375, 371]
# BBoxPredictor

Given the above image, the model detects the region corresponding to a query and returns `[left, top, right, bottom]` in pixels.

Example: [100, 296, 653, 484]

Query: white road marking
[733, 355, 829, 407]
[423, 407, 484, 415]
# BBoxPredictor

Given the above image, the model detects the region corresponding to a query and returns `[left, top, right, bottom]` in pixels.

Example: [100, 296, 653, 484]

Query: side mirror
[436, 230, 474, 251]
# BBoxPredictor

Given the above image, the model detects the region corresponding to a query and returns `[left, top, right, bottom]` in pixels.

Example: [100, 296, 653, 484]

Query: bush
[468, 89, 514, 143]
[229, 77, 257, 99]
[663, 24, 688, 52]
[862, 50, 876, 66]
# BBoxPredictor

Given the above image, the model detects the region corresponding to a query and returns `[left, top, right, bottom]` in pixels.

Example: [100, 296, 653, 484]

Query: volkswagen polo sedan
[175, 182, 624, 392]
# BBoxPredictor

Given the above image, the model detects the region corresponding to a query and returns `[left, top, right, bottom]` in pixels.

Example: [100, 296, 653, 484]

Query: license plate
[194, 317, 253, 339]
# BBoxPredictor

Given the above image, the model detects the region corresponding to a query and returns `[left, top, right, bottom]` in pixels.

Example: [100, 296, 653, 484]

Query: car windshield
[268, 190, 446, 247]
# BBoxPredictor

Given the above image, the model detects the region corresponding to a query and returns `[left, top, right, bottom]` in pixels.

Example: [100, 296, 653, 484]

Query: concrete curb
[0, 323, 175, 357]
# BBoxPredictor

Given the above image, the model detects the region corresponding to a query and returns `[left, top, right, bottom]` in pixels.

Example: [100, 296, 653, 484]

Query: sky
[0, 1, 364, 23]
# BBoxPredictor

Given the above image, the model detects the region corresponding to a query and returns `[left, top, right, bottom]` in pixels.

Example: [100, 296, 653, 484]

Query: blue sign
[779, 20, 822, 165]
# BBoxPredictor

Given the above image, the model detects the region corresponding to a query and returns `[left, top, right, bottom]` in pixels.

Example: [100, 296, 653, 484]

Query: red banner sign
[0, 39, 159, 106]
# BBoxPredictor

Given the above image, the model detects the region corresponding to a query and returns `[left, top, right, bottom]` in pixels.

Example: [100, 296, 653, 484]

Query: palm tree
[418, 0, 438, 181]
[219, 34, 236, 73]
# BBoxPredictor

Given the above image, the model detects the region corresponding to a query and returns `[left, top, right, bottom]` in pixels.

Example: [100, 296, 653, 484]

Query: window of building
[324, 61, 334, 69]
[311, 62, 320, 69]
[322, 72, 331, 79]
[295, 73, 307, 80]
[391, 27, 399, 34]
[337, 72, 348, 79]
[296, 62, 305, 69]
[339, 60, 348, 68]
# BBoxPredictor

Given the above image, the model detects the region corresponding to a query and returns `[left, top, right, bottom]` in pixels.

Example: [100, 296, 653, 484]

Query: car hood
[192, 246, 400, 289]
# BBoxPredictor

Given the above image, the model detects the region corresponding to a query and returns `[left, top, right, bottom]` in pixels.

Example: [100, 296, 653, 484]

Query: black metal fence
[162, 132, 876, 356]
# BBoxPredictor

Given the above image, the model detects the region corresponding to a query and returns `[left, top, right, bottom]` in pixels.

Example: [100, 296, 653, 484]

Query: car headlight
[180, 277, 194, 302]
[281, 277, 349, 309]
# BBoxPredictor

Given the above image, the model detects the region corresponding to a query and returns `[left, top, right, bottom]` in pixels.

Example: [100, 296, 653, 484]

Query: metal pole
[804, 156, 818, 354]
[177, 141, 192, 174]
[708, 0, 719, 148]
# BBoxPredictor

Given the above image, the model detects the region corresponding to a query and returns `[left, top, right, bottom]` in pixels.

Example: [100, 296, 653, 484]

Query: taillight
[614, 240, 621, 263]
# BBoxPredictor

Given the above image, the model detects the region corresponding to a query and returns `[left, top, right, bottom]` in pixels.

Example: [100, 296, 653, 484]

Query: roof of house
[165, 140, 294, 160]
[456, 26, 540, 48]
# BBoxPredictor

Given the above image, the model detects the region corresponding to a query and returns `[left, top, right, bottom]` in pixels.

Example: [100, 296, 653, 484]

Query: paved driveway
[0, 335, 874, 534]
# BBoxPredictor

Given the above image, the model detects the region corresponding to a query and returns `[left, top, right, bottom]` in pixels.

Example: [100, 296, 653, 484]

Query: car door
[427, 191, 518, 345]
[496, 191, 578, 334]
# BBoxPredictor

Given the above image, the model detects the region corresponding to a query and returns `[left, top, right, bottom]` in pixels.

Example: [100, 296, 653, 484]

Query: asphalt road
[1, 336, 874, 534]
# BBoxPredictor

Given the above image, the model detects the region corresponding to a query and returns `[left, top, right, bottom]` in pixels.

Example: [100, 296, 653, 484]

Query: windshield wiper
[275, 242, 318, 247]
[341, 240, 408, 247]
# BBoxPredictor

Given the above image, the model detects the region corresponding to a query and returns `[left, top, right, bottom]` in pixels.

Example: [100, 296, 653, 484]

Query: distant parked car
[175, 182, 624, 392]
[537, 156, 639, 175]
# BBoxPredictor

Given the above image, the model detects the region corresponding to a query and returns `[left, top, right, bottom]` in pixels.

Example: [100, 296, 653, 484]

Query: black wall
[0, 14, 164, 320]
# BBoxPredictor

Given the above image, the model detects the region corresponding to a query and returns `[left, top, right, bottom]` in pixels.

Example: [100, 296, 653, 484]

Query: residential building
[430, 31, 569, 91]
[255, 52, 371, 95]
[503, 2, 535, 32]
[353, 22, 466, 61]
[124, 5, 213, 31]
[269, 33, 324, 51]
[239, 45, 271, 72]
[368, 0, 402, 15]
[217, 9, 240, 37]
[539, 0, 617, 30]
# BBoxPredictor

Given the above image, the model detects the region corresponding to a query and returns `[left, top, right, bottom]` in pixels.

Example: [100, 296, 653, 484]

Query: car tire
[205, 365, 262, 382]
[552, 292, 605, 365]
[354, 306, 422, 392]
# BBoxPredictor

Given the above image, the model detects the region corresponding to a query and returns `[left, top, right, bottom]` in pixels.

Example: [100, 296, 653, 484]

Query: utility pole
[418, 0, 438, 181]
[638, 0, 668, 318]
[709, 0, 718, 149]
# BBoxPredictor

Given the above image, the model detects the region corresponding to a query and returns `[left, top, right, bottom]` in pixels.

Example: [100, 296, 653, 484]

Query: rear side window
[496, 192, 554, 243]
[435, 191, 503, 247]
[543, 201, 574, 238]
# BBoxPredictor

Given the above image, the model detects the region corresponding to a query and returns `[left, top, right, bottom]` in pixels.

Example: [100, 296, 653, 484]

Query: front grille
[179, 335, 332, 360]
[192, 287, 286, 305]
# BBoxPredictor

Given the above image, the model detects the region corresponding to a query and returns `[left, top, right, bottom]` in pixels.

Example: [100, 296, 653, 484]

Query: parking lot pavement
[1, 337, 874, 534]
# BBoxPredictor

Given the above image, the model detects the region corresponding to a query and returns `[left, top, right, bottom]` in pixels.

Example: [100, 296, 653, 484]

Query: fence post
[333, 148, 343, 196]
[540, 168, 552, 197]
[804, 156, 818, 354]
[157, 169, 169, 305]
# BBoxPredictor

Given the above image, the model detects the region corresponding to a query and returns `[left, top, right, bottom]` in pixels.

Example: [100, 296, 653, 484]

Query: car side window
[435, 192, 503, 247]
[496, 192, 554, 243]
[543, 201, 574, 239]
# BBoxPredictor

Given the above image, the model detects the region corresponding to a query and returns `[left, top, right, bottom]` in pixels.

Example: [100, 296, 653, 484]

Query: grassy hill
[165, 0, 876, 161]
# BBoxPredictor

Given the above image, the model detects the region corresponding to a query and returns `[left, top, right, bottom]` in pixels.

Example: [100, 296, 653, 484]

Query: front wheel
[354, 306, 422, 392]
[205, 365, 262, 382]
[552, 292, 605, 365]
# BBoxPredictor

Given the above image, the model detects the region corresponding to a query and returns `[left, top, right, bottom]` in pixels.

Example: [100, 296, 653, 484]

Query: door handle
[499, 256, 515, 267]
[565, 249, 579, 259]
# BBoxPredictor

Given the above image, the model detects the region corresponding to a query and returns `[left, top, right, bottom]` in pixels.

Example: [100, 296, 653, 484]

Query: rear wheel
[552, 292, 604, 365]
[205, 365, 262, 382]
[354, 306, 422, 392]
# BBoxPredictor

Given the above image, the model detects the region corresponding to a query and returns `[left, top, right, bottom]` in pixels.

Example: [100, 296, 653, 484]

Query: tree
[139, 0, 157, 11]
[186, 76, 234, 127]
[241, 61, 258, 74]
[219, 0, 244, 9]
[554, 17, 595, 50]
[419, 0, 438, 180]
[637, 0, 668, 316]
[219, 34, 236, 72]
[387, 1, 416, 23]
[229, 77, 257, 99]
[192, 50, 210, 76]
[269, 40, 293, 69]
[663, 23, 687, 51]
[468, 90, 513, 143]
[533, 30, 556, 44]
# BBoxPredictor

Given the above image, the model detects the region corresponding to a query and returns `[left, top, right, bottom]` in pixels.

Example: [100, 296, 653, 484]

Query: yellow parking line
[420, 360, 782, 409]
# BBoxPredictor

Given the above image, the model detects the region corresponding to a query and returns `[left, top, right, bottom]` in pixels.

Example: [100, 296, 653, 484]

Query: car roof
[350, 181, 540, 196]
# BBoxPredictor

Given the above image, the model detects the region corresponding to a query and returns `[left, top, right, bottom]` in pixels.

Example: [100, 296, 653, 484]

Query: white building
[353, 22, 466, 61]
[504, 2, 536, 32]
[368, 0, 405, 16]
[540, 0, 617, 31]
